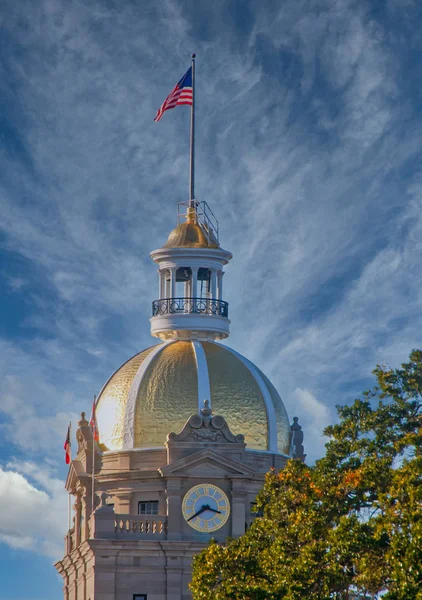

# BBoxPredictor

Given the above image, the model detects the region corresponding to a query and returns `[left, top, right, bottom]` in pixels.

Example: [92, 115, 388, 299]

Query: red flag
[90, 396, 99, 442]
[64, 423, 71, 464]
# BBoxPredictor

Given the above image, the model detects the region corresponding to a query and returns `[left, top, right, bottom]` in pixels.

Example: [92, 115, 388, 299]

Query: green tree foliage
[190, 350, 422, 599]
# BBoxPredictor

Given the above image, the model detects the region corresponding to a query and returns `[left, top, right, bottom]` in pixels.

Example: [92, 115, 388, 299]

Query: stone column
[85, 566, 95, 600]
[167, 562, 183, 600]
[115, 491, 131, 514]
[89, 494, 115, 539]
[68, 568, 77, 600]
[166, 481, 183, 540]
[74, 493, 83, 547]
[158, 491, 167, 516]
[231, 482, 247, 538]
[81, 495, 89, 542]
[63, 574, 70, 600]
[65, 530, 72, 556]
[78, 570, 87, 600]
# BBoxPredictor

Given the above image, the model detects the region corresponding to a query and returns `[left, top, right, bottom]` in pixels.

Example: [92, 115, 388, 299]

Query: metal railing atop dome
[177, 200, 219, 245]
[152, 297, 229, 318]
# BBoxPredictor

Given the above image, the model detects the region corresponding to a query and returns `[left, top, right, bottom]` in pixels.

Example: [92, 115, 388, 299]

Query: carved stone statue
[290, 417, 306, 461]
[200, 399, 212, 427]
[76, 412, 93, 454]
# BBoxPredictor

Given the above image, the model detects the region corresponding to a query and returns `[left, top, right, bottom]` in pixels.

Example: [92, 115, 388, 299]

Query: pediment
[65, 457, 94, 491]
[167, 403, 246, 445]
[159, 449, 256, 478]
[65, 460, 86, 491]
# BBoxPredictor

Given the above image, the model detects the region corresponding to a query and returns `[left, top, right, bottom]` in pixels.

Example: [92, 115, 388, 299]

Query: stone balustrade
[89, 507, 168, 541]
[76, 495, 171, 544]
[114, 514, 167, 538]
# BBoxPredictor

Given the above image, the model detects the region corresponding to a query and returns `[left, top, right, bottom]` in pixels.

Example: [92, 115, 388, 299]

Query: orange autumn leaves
[277, 466, 323, 498]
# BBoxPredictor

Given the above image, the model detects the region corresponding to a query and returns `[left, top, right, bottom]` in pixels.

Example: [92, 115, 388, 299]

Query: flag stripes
[154, 67, 193, 122]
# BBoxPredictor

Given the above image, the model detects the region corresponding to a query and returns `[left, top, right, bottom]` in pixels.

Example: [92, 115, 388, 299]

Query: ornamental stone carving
[188, 428, 223, 442]
[167, 400, 245, 444]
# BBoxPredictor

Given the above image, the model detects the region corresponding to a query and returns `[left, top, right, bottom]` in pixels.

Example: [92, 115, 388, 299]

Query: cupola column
[169, 268, 176, 298]
[217, 271, 224, 300]
[165, 271, 171, 297]
[210, 270, 217, 299]
[159, 270, 165, 299]
[191, 267, 198, 299]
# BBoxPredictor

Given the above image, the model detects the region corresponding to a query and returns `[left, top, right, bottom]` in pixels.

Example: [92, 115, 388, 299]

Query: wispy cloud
[0, 1, 421, 589]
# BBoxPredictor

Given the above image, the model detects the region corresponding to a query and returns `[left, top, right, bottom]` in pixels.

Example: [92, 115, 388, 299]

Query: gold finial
[186, 205, 196, 223]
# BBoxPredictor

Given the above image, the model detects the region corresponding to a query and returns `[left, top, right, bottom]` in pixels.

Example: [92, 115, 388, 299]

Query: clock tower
[55, 201, 305, 600]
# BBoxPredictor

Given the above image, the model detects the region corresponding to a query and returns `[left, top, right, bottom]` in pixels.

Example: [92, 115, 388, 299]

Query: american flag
[154, 67, 193, 122]
[90, 395, 99, 442]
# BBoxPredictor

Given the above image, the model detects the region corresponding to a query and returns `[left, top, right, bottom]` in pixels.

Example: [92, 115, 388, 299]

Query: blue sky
[1, 0, 422, 597]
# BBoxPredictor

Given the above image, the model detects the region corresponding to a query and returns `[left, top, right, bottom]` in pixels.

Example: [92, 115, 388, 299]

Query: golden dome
[96, 340, 291, 455]
[163, 221, 219, 249]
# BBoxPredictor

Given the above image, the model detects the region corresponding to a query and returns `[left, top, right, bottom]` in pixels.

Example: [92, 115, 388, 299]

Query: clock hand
[206, 507, 222, 514]
[187, 504, 222, 522]
[187, 504, 209, 522]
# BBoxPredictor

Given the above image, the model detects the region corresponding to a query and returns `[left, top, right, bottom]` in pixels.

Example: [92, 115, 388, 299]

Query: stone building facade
[55, 200, 305, 599]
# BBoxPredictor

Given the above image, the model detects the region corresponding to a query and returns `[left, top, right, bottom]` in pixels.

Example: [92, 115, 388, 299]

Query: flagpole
[91, 394, 96, 515]
[189, 53, 196, 209]
[68, 421, 72, 532]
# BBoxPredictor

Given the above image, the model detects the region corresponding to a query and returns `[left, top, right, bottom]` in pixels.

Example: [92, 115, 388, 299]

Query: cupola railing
[177, 200, 219, 245]
[152, 297, 229, 318]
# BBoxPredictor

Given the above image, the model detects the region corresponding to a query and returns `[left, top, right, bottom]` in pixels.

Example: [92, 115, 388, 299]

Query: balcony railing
[152, 297, 229, 318]
[114, 515, 167, 538]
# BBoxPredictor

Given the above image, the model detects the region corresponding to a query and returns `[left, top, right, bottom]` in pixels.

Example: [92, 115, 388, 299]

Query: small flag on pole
[154, 66, 193, 122]
[90, 395, 99, 442]
[64, 423, 71, 464]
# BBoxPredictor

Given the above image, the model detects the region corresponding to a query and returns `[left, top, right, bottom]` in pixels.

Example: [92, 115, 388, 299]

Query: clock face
[182, 484, 230, 532]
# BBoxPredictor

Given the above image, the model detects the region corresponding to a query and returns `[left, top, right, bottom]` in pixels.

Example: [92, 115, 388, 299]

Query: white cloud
[292, 388, 331, 461]
[0, 461, 67, 558]
[294, 388, 331, 425]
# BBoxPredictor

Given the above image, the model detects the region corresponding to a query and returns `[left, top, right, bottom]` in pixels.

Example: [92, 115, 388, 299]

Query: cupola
[150, 201, 232, 341]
